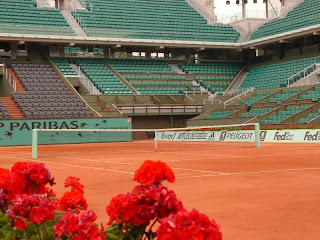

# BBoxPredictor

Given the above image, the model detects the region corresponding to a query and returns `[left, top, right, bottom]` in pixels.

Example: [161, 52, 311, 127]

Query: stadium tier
[8, 62, 91, 118]
[178, 62, 241, 74]
[0, 0, 75, 35]
[299, 108, 320, 123]
[195, 76, 233, 94]
[240, 92, 274, 107]
[241, 108, 275, 117]
[106, 59, 195, 94]
[0, 100, 11, 119]
[106, 59, 176, 74]
[250, 0, 320, 40]
[72, 0, 239, 42]
[51, 58, 78, 76]
[267, 88, 306, 104]
[239, 55, 320, 90]
[72, 58, 132, 95]
[261, 105, 308, 124]
[204, 110, 235, 119]
[298, 87, 320, 102]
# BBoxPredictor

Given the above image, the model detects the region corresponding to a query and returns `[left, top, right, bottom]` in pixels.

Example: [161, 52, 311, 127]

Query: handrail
[223, 87, 255, 108]
[76, 66, 102, 95]
[2, 64, 16, 92]
[224, 87, 252, 96]
[287, 62, 317, 86]
[112, 103, 124, 115]
[224, 67, 245, 94]
[47, 58, 102, 117]
[117, 105, 203, 114]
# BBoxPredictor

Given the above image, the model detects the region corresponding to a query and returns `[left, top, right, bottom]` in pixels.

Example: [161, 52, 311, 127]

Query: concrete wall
[0, 75, 14, 96]
[231, 18, 268, 36]
[132, 115, 194, 129]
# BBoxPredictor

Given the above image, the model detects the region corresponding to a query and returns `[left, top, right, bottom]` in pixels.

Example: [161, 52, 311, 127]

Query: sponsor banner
[218, 130, 255, 142]
[156, 131, 217, 142]
[156, 130, 255, 142]
[260, 129, 320, 143]
[0, 118, 132, 146]
[157, 129, 320, 143]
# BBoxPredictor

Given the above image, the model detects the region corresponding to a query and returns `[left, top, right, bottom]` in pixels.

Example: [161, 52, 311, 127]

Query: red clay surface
[0, 141, 320, 240]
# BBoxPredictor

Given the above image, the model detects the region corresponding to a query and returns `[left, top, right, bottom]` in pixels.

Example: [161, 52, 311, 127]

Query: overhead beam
[279, 39, 292, 44]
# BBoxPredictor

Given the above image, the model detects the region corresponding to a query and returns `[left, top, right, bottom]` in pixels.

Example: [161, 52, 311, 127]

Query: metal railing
[287, 63, 317, 87]
[213, 9, 279, 25]
[76, 66, 102, 95]
[2, 64, 16, 92]
[223, 87, 252, 96]
[72, 12, 88, 33]
[223, 87, 255, 108]
[117, 105, 203, 115]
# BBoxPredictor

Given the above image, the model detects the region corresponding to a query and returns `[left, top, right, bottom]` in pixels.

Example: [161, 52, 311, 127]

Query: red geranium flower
[106, 193, 139, 225]
[107, 183, 183, 226]
[10, 162, 55, 196]
[133, 160, 175, 185]
[157, 209, 222, 240]
[59, 176, 87, 212]
[8, 194, 57, 229]
[65, 176, 85, 194]
[53, 210, 106, 240]
[133, 183, 183, 220]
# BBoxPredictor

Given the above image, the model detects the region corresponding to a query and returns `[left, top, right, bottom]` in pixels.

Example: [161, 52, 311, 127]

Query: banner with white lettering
[156, 129, 320, 143]
[259, 129, 320, 142]
[156, 130, 255, 142]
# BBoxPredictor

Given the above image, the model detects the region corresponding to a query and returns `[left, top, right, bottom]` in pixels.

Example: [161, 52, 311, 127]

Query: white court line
[59, 156, 223, 174]
[3, 155, 134, 175]
[177, 167, 320, 179]
[1, 149, 319, 176]
[1, 151, 320, 178]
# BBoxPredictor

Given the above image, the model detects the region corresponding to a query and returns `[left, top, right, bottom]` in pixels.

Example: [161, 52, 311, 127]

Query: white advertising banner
[259, 129, 320, 143]
[156, 130, 256, 142]
[156, 129, 320, 143]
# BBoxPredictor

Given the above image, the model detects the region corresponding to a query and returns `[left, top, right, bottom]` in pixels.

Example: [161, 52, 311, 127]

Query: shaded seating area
[8, 62, 91, 118]
[239, 55, 320, 91]
[261, 105, 308, 124]
[299, 109, 320, 123]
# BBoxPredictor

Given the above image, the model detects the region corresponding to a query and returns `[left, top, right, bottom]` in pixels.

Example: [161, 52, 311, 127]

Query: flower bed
[0, 161, 222, 240]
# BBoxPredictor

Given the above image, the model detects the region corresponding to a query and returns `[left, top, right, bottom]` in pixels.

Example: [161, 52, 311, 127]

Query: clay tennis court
[0, 141, 319, 240]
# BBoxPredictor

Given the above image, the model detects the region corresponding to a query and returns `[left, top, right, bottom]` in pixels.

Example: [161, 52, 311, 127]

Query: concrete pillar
[59, 44, 65, 57]
[10, 42, 18, 60]
[185, 48, 191, 63]
[103, 46, 110, 58]
[146, 49, 151, 59]
[164, 49, 170, 59]
[222, 50, 228, 61]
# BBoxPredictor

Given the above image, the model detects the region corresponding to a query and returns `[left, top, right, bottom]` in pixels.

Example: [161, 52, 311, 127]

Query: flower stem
[143, 217, 159, 240]
[35, 223, 43, 240]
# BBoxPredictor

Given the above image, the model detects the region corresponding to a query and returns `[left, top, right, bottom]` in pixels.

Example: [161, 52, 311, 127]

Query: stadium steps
[61, 11, 88, 37]
[70, 63, 102, 94]
[102, 60, 138, 94]
[81, 95, 123, 117]
[35, 0, 51, 8]
[7, 68, 26, 92]
[0, 96, 25, 119]
[169, 64, 185, 74]
[225, 68, 248, 93]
